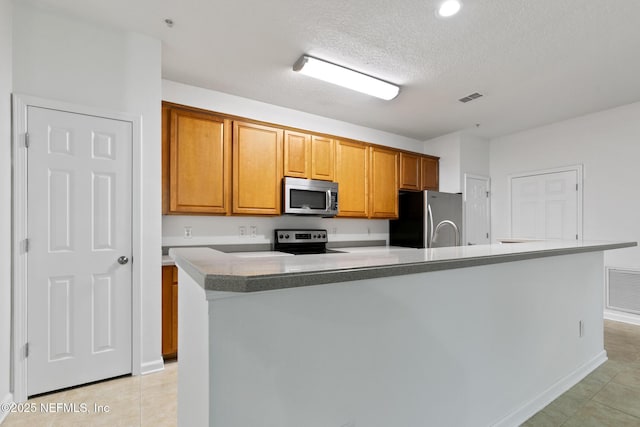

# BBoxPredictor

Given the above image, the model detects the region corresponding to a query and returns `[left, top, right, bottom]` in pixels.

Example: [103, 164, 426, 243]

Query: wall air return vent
[458, 92, 483, 103]
[606, 267, 640, 315]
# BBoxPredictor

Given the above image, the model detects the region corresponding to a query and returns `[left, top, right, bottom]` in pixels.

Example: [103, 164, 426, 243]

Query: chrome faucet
[432, 220, 461, 247]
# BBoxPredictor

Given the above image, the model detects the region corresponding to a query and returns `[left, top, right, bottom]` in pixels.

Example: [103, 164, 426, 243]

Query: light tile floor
[2, 321, 639, 426]
[1, 360, 176, 427]
[523, 320, 640, 426]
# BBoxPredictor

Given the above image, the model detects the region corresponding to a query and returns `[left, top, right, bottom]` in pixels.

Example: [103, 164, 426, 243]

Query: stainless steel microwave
[282, 177, 338, 217]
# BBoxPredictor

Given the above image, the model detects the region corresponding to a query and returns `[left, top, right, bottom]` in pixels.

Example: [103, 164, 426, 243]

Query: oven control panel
[274, 229, 328, 244]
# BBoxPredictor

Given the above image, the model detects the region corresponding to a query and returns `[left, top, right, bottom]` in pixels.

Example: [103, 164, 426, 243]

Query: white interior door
[464, 174, 491, 245]
[510, 169, 579, 240]
[26, 106, 132, 396]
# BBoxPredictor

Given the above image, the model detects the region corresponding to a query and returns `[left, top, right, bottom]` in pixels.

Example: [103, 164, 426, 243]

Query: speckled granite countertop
[169, 240, 636, 293]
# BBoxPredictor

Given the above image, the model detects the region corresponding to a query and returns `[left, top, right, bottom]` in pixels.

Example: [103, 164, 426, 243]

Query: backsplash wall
[162, 215, 389, 247]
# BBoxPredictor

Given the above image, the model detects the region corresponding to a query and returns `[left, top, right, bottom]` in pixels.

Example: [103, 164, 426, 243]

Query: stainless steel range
[273, 229, 342, 255]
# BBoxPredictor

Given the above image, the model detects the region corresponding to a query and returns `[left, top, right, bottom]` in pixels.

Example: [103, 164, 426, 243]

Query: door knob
[117, 256, 129, 265]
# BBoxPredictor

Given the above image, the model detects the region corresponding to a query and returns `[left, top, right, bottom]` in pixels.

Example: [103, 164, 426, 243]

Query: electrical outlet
[250, 225, 257, 238]
[184, 226, 192, 239]
[239, 226, 246, 237]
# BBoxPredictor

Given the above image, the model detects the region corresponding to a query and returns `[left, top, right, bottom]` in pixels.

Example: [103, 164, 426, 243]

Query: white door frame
[507, 164, 584, 240]
[12, 94, 143, 402]
[463, 173, 491, 244]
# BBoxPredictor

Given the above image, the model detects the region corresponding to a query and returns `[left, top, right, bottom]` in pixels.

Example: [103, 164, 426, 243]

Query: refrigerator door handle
[427, 204, 434, 248]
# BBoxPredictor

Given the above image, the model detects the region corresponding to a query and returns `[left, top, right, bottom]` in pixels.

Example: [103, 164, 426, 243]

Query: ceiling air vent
[458, 92, 483, 103]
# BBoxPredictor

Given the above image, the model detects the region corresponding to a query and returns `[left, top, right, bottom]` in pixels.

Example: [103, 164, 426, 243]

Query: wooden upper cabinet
[283, 130, 310, 178]
[162, 104, 171, 214]
[369, 146, 399, 219]
[162, 101, 436, 218]
[421, 156, 439, 191]
[232, 121, 283, 215]
[310, 136, 334, 181]
[283, 132, 335, 181]
[335, 140, 369, 218]
[164, 105, 231, 214]
[399, 152, 421, 191]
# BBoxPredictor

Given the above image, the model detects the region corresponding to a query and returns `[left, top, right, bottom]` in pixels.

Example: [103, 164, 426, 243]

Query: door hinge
[24, 342, 29, 358]
[576, 234, 579, 240]
[25, 132, 30, 148]
[486, 232, 489, 238]
[23, 238, 29, 253]
[486, 191, 490, 197]
[576, 183, 578, 191]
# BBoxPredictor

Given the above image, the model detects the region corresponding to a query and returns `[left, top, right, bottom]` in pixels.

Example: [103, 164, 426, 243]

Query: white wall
[12, 1, 163, 374]
[423, 132, 461, 193]
[423, 132, 490, 194]
[460, 133, 490, 181]
[0, 0, 13, 419]
[162, 80, 424, 247]
[490, 100, 640, 268]
[163, 215, 389, 247]
[164, 80, 424, 152]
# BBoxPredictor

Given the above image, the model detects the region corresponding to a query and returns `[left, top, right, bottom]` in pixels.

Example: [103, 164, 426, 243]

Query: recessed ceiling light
[437, 0, 462, 18]
[293, 55, 400, 101]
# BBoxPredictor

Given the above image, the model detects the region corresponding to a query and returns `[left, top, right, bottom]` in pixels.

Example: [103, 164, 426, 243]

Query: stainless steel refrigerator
[389, 191, 463, 248]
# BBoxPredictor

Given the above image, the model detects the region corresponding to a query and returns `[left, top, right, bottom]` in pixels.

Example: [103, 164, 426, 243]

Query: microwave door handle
[326, 190, 331, 211]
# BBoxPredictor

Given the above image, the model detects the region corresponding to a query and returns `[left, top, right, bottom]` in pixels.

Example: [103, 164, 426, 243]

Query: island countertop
[169, 240, 636, 293]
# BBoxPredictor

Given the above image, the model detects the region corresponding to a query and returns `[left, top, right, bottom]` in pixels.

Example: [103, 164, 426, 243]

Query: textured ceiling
[27, 0, 640, 142]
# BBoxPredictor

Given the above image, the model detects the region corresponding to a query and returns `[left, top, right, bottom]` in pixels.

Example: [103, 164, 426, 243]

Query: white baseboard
[0, 393, 14, 424]
[492, 351, 607, 427]
[604, 310, 640, 326]
[140, 358, 165, 375]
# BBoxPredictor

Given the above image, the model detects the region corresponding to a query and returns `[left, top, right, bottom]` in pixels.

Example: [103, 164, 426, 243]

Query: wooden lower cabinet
[162, 266, 178, 358]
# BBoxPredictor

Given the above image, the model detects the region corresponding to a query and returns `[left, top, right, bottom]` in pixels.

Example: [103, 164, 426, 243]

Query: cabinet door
[162, 266, 178, 357]
[167, 108, 231, 214]
[284, 130, 310, 178]
[399, 152, 421, 191]
[162, 105, 170, 214]
[370, 146, 399, 219]
[335, 140, 369, 217]
[311, 136, 334, 181]
[421, 156, 439, 191]
[233, 121, 283, 215]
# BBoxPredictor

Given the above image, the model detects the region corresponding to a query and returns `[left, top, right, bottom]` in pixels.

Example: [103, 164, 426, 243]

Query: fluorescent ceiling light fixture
[293, 55, 400, 100]
[437, 0, 462, 17]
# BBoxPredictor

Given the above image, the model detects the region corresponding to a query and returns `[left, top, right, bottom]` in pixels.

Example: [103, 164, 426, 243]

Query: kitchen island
[170, 240, 634, 427]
